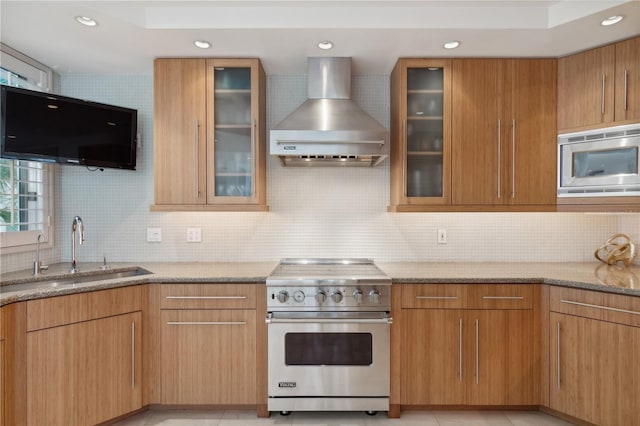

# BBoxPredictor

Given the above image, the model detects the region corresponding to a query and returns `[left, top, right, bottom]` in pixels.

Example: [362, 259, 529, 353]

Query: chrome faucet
[70, 216, 85, 273]
[33, 233, 49, 276]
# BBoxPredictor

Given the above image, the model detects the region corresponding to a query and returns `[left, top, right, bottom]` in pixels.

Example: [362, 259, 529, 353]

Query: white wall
[1, 72, 637, 273]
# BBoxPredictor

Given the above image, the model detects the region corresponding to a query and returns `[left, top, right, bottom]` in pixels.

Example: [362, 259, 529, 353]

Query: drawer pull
[416, 296, 458, 300]
[165, 296, 248, 300]
[481, 296, 524, 300]
[167, 321, 247, 326]
[560, 299, 640, 316]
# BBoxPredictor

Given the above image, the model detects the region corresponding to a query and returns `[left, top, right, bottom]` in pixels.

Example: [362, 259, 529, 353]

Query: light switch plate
[147, 228, 162, 242]
[187, 227, 202, 242]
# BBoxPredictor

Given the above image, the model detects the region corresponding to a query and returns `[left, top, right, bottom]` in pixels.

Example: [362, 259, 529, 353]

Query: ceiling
[1, 1, 639, 76]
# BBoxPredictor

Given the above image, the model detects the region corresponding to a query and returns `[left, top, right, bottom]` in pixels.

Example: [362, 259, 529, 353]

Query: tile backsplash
[1, 72, 638, 274]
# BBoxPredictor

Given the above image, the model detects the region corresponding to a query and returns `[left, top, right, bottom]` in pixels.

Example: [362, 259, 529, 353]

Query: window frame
[0, 43, 56, 253]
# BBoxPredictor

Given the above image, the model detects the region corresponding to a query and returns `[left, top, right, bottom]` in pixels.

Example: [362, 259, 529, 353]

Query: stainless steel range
[266, 258, 392, 414]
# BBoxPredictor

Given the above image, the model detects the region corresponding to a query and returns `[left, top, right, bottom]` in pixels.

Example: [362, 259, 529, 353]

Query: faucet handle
[100, 255, 108, 270]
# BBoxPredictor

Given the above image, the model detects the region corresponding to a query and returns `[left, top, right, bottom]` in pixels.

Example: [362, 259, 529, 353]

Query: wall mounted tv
[1, 85, 137, 170]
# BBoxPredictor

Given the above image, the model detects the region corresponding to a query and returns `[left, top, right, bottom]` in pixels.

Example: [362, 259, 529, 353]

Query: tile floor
[111, 409, 576, 426]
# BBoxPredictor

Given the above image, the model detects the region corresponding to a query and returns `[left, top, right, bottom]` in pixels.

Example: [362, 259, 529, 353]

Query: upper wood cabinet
[451, 59, 557, 208]
[389, 59, 452, 210]
[558, 36, 639, 131]
[153, 58, 267, 211]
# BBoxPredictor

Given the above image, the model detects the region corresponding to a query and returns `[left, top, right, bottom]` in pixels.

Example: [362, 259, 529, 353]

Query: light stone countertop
[1, 261, 639, 306]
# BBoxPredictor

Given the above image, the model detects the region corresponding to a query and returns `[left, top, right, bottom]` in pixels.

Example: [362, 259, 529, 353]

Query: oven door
[266, 311, 391, 398]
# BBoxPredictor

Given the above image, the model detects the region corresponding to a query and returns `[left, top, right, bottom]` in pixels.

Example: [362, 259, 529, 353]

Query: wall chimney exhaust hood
[270, 57, 389, 167]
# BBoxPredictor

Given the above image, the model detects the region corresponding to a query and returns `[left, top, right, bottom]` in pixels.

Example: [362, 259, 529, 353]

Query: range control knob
[315, 291, 327, 303]
[369, 289, 381, 304]
[276, 290, 289, 303]
[353, 289, 364, 303]
[293, 290, 305, 303]
[330, 291, 343, 303]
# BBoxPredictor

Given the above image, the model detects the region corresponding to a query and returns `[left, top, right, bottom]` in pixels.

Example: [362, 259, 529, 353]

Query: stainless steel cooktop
[266, 258, 391, 311]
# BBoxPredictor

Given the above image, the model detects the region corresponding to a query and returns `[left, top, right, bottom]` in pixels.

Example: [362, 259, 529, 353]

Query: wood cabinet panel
[26, 285, 142, 331]
[557, 44, 616, 130]
[402, 284, 466, 309]
[27, 312, 142, 426]
[467, 284, 533, 309]
[550, 286, 640, 328]
[153, 58, 267, 211]
[452, 59, 556, 208]
[160, 283, 256, 310]
[389, 58, 452, 210]
[504, 59, 557, 206]
[0, 340, 3, 426]
[401, 309, 465, 405]
[451, 59, 504, 205]
[550, 312, 640, 426]
[615, 37, 640, 123]
[154, 58, 207, 205]
[161, 309, 256, 405]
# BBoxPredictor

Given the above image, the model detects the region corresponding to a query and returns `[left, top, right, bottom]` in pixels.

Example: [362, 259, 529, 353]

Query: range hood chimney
[270, 57, 389, 167]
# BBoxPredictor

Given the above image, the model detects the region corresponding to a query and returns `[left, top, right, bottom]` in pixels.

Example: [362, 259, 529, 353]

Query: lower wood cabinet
[158, 283, 258, 405]
[160, 309, 257, 404]
[549, 288, 640, 426]
[0, 340, 4, 426]
[26, 311, 142, 426]
[400, 284, 536, 406]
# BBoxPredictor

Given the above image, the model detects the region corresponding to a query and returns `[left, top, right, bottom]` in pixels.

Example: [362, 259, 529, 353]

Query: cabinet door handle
[251, 119, 256, 196]
[131, 321, 135, 389]
[482, 296, 524, 300]
[459, 318, 463, 383]
[475, 319, 479, 384]
[511, 119, 515, 199]
[167, 321, 247, 326]
[560, 299, 640, 316]
[416, 296, 457, 300]
[601, 74, 606, 116]
[402, 119, 408, 197]
[194, 119, 200, 198]
[556, 321, 561, 389]
[165, 296, 248, 300]
[497, 120, 501, 199]
[624, 69, 629, 111]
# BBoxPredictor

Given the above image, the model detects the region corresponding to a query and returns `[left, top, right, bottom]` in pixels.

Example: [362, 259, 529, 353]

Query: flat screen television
[0, 85, 137, 170]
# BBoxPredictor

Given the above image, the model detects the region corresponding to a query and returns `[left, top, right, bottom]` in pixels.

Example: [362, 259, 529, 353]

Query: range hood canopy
[270, 57, 389, 167]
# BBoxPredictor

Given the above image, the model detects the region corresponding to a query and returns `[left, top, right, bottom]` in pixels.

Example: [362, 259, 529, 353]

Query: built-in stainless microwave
[558, 123, 640, 197]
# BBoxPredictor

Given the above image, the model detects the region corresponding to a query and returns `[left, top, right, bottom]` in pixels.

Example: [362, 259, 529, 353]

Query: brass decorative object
[595, 234, 637, 267]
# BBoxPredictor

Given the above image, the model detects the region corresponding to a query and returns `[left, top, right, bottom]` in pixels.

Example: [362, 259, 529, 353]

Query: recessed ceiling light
[601, 15, 624, 26]
[75, 16, 98, 27]
[194, 40, 211, 49]
[318, 41, 334, 50]
[443, 40, 461, 50]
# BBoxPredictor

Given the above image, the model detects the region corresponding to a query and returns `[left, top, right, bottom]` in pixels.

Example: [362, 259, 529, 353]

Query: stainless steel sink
[2, 267, 152, 293]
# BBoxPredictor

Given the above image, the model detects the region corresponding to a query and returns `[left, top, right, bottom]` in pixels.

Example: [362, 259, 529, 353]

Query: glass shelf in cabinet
[407, 151, 443, 156]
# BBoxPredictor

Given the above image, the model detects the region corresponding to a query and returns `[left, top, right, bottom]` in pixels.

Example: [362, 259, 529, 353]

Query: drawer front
[401, 284, 466, 309]
[160, 284, 256, 309]
[467, 284, 534, 309]
[27, 286, 142, 331]
[551, 286, 640, 328]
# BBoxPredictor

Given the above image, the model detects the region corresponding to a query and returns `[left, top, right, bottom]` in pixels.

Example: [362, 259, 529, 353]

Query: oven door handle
[265, 317, 393, 325]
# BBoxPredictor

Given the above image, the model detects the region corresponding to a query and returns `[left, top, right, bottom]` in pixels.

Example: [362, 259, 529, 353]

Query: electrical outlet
[147, 228, 162, 242]
[437, 229, 447, 244]
[186, 227, 202, 242]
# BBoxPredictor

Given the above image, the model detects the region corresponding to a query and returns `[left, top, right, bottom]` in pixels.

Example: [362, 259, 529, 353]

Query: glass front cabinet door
[207, 59, 267, 209]
[389, 59, 451, 211]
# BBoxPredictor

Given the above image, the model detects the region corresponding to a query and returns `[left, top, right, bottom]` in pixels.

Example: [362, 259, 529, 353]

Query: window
[0, 43, 54, 251]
